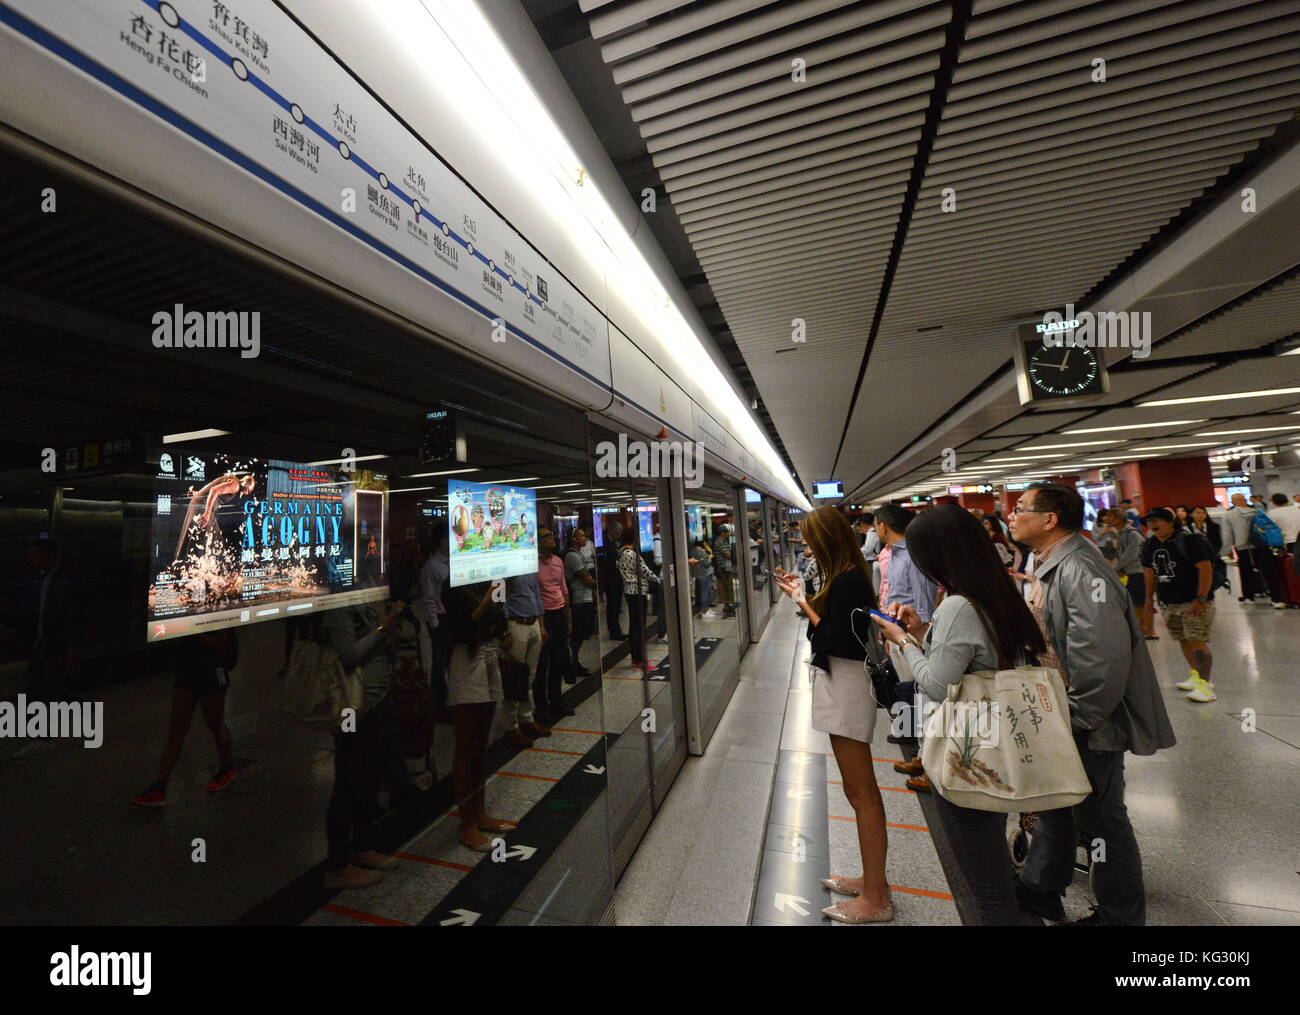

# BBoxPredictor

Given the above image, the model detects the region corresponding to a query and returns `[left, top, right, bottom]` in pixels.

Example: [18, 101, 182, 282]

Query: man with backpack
[1224, 493, 1284, 607]
[1142, 509, 1221, 703]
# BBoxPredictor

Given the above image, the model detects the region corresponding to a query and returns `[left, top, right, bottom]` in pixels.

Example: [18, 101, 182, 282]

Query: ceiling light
[1062, 420, 1204, 434]
[1194, 425, 1300, 437]
[307, 454, 389, 466]
[1015, 440, 1123, 450]
[1140, 387, 1300, 407]
[406, 467, 480, 478]
[1133, 441, 1220, 451]
[530, 483, 583, 490]
[162, 428, 232, 444]
[986, 453, 1070, 462]
[489, 477, 541, 484]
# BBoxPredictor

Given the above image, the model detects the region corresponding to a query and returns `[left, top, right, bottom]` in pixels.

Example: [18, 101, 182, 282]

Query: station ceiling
[537, 0, 1300, 502]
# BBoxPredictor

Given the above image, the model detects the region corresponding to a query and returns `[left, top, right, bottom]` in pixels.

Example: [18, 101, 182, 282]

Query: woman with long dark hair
[871, 503, 1046, 925]
[1188, 505, 1222, 555]
[774, 506, 892, 924]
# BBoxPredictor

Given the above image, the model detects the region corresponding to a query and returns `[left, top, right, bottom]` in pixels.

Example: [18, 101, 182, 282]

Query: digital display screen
[147, 453, 388, 642]
[813, 481, 843, 499]
[745, 488, 761, 503]
[448, 479, 539, 587]
[637, 501, 656, 553]
[687, 505, 707, 542]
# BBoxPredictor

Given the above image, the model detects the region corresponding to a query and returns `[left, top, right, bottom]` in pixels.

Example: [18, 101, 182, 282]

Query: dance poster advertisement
[146, 454, 388, 642]
[448, 479, 538, 587]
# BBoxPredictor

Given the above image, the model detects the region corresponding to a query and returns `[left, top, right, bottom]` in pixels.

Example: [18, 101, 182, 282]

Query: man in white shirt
[1268, 493, 1300, 550]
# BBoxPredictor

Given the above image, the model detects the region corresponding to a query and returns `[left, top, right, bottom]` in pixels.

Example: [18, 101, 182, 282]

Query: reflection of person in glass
[130, 629, 238, 805]
[317, 599, 407, 888]
[617, 526, 661, 672]
[442, 579, 511, 851]
[173, 473, 256, 562]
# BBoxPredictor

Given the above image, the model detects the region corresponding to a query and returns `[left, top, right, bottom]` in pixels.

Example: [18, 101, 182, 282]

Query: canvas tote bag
[280, 619, 364, 733]
[919, 609, 1091, 812]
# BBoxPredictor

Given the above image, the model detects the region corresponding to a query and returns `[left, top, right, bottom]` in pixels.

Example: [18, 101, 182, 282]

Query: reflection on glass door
[683, 484, 746, 740]
[744, 488, 770, 634]
[766, 499, 782, 605]
[588, 428, 686, 876]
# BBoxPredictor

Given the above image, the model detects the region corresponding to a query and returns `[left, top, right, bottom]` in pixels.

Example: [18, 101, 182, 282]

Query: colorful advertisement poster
[448, 479, 538, 587]
[146, 454, 388, 641]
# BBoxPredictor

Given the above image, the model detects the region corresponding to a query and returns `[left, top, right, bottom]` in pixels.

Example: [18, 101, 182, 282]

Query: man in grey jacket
[1223, 493, 1264, 602]
[1008, 483, 1176, 926]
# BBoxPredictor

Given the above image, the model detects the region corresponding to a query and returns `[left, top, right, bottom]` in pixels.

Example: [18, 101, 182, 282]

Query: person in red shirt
[533, 528, 573, 724]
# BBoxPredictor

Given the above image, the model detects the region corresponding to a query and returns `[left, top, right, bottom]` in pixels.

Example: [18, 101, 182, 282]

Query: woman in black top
[1189, 506, 1222, 555]
[775, 506, 892, 924]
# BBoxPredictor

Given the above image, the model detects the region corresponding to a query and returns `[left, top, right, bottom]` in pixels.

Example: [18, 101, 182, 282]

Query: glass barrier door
[588, 430, 686, 877]
[744, 488, 770, 636]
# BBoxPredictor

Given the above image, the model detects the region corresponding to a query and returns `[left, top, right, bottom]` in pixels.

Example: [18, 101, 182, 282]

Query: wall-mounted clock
[1013, 322, 1110, 406]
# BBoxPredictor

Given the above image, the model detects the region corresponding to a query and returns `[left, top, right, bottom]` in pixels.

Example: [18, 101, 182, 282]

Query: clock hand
[1055, 349, 1071, 371]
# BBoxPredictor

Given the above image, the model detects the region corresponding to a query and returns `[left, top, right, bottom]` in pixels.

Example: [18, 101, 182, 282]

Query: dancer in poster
[173, 472, 257, 563]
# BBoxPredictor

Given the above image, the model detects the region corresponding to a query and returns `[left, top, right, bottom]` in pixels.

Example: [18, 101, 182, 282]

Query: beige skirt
[811, 655, 878, 744]
[447, 642, 504, 706]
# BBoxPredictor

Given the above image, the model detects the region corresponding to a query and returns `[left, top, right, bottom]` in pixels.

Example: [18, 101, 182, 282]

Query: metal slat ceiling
[573, 0, 1300, 499]
[578, 0, 950, 479]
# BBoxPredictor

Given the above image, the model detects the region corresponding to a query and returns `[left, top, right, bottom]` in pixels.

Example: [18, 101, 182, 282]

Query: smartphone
[869, 609, 905, 629]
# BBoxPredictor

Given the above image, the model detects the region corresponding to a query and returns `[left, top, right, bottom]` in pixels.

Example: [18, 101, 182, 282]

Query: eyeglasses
[1011, 504, 1050, 515]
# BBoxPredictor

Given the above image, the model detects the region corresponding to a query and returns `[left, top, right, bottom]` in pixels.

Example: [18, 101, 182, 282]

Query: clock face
[1026, 343, 1103, 398]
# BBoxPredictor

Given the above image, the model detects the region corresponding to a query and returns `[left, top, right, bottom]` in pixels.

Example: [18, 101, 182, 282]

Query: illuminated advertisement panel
[448, 479, 539, 587]
[146, 454, 388, 642]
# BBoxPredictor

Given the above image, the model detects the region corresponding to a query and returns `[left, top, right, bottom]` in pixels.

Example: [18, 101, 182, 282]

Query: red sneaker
[206, 767, 237, 792]
[131, 786, 167, 807]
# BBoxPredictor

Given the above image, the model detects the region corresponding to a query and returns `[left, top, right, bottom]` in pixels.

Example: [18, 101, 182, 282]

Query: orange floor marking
[528, 746, 586, 756]
[321, 904, 410, 926]
[392, 851, 472, 872]
[821, 753, 903, 765]
[547, 727, 603, 736]
[890, 884, 953, 901]
[604, 675, 643, 681]
[496, 771, 559, 782]
[828, 814, 928, 832]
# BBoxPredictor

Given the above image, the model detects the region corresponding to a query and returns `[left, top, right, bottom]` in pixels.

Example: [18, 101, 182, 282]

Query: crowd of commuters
[774, 484, 1193, 925]
[15, 470, 1294, 917]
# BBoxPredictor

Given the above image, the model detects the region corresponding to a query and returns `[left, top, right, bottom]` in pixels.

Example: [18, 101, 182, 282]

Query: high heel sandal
[823, 890, 894, 924]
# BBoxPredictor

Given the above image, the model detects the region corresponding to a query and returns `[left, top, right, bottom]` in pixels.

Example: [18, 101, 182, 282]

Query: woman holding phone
[869, 504, 1046, 924]
[774, 506, 892, 924]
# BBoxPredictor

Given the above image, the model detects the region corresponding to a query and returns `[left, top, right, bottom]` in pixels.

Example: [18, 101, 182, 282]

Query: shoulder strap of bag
[969, 603, 1011, 671]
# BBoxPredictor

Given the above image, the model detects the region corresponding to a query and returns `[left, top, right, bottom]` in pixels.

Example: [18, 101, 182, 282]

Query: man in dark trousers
[13, 538, 81, 759]
[1009, 484, 1176, 925]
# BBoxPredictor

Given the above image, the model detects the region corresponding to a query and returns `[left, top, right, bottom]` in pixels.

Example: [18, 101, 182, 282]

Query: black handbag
[851, 608, 896, 709]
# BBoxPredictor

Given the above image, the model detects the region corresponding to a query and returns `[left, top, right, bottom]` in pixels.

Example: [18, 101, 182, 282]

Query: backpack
[1249, 511, 1284, 550]
[1174, 531, 1229, 593]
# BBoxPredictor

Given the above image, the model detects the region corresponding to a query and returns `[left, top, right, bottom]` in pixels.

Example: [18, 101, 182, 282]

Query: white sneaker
[1272, 602, 1287, 610]
[1174, 675, 1198, 692]
[1185, 678, 1217, 703]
